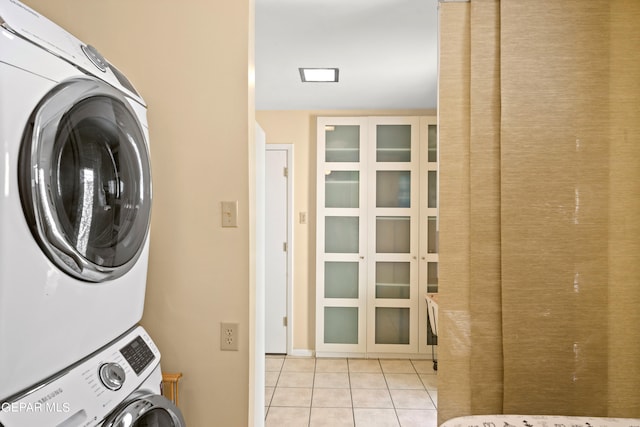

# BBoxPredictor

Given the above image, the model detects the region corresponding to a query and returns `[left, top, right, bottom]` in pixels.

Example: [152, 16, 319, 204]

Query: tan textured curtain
[438, 0, 640, 424]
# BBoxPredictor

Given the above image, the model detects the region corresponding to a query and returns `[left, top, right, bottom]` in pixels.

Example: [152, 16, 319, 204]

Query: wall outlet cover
[220, 322, 239, 351]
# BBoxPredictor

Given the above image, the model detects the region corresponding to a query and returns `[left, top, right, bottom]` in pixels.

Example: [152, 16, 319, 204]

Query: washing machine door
[19, 78, 152, 282]
[102, 394, 186, 427]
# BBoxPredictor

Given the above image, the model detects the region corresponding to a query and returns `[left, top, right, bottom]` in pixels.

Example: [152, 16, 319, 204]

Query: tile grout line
[306, 356, 316, 427]
[347, 358, 356, 427]
[378, 359, 403, 427]
[265, 356, 283, 421]
[412, 359, 432, 410]
[266, 356, 278, 418]
[413, 359, 438, 410]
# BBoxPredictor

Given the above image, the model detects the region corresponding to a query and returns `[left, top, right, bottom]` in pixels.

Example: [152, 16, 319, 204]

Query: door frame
[265, 143, 294, 354]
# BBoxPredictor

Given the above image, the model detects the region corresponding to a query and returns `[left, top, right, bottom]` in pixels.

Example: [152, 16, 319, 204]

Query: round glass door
[102, 394, 185, 427]
[132, 408, 176, 426]
[19, 78, 152, 282]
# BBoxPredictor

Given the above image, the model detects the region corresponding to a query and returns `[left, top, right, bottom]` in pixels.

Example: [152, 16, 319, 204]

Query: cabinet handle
[360, 256, 365, 260]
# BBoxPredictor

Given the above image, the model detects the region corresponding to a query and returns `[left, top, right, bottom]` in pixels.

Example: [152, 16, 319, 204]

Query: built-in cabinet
[316, 116, 438, 357]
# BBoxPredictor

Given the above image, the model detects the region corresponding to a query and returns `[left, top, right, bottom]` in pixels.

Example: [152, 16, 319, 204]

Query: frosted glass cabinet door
[317, 117, 368, 354]
[427, 124, 437, 162]
[428, 171, 437, 208]
[375, 307, 410, 345]
[325, 216, 359, 253]
[325, 125, 360, 162]
[376, 125, 412, 162]
[368, 117, 420, 354]
[326, 171, 359, 208]
[376, 262, 410, 299]
[419, 116, 439, 354]
[376, 216, 411, 253]
[376, 171, 411, 208]
[317, 116, 430, 356]
[324, 307, 359, 344]
[427, 216, 438, 253]
[325, 262, 359, 298]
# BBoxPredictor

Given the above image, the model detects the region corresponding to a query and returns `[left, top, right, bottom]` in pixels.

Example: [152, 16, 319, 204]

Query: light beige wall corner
[256, 109, 435, 352]
[24, 1, 255, 425]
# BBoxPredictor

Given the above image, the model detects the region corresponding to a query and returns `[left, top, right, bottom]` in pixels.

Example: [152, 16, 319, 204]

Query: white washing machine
[0, 326, 186, 427]
[0, 0, 153, 400]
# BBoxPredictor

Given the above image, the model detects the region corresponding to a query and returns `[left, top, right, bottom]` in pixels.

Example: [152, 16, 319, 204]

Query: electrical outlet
[220, 322, 239, 351]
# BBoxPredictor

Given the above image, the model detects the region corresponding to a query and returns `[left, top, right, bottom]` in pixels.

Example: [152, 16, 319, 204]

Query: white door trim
[266, 144, 294, 354]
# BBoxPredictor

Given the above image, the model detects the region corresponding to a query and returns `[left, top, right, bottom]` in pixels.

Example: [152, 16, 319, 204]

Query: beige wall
[256, 109, 435, 352]
[23, 1, 255, 425]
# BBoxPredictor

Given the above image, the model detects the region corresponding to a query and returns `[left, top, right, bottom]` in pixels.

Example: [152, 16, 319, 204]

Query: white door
[265, 148, 289, 353]
[315, 117, 369, 355]
[365, 117, 420, 354]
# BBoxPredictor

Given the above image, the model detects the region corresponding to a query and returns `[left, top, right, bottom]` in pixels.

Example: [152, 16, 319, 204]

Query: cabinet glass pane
[325, 262, 359, 298]
[325, 171, 359, 208]
[427, 216, 438, 253]
[376, 125, 411, 162]
[326, 125, 360, 162]
[427, 262, 438, 293]
[376, 216, 410, 253]
[376, 262, 410, 299]
[376, 171, 410, 208]
[428, 171, 437, 208]
[375, 307, 410, 344]
[325, 307, 358, 344]
[428, 124, 437, 162]
[326, 217, 359, 253]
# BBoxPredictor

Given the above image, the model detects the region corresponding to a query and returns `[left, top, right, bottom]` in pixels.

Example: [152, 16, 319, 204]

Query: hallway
[265, 356, 438, 426]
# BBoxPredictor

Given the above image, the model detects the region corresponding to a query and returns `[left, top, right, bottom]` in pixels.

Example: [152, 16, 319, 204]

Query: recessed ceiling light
[299, 68, 339, 83]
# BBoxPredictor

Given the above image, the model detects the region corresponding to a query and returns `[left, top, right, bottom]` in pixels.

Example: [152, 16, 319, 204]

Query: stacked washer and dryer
[0, 1, 185, 425]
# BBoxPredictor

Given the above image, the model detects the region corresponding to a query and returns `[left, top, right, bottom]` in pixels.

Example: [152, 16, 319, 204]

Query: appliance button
[81, 44, 108, 72]
[99, 363, 126, 391]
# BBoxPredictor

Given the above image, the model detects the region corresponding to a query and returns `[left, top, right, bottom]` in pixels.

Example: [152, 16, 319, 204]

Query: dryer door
[102, 394, 186, 427]
[19, 78, 152, 282]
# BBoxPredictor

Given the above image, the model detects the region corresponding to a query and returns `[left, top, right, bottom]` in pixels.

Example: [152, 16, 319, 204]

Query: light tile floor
[265, 356, 438, 427]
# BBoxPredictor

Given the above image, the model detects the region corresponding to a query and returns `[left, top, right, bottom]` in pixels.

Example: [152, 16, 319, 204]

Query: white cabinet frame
[316, 116, 438, 358]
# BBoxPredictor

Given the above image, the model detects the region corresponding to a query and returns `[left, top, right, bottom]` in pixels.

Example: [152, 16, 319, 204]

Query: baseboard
[287, 348, 435, 359]
[315, 351, 435, 360]
[288, 348, 315, 357]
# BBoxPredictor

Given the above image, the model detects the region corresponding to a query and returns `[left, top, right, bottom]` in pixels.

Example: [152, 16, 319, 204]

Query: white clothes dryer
[0, 0, 153, 400]
[0, 326, 186, 427]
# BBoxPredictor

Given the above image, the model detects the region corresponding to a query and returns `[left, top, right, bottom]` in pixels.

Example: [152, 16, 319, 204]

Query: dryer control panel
[120, 335, 156, 375]
[0, 326, 161, 427]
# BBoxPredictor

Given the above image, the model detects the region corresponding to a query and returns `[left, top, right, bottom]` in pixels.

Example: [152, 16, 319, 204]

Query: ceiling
[255, 0, 439, 111]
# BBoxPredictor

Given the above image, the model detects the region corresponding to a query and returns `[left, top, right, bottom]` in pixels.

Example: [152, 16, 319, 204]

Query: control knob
[81, 44, 108, 72]
[99, 362, 126, 391]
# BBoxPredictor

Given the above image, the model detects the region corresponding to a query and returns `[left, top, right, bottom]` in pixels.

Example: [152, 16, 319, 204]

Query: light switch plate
[221, 201, 238, 227]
